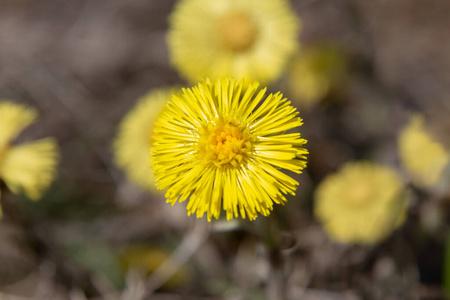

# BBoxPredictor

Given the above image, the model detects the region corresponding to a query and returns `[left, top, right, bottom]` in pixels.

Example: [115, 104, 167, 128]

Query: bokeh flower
[287, 45, 347, 108]
[113, 88, 177, 191]
[168, 0, 300, 84]
[119, 245, 189, 288]
[152, 77, 308, 221]
[398, 114, 449, 188]
[314, 161, 409, 244]
[0, 101, 59, 216]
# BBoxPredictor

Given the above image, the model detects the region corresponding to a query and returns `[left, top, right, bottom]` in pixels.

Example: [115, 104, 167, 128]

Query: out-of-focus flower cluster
[2, 2, 450, 298]
[0, 0, 446, 248]
[110, 0, 450, 247]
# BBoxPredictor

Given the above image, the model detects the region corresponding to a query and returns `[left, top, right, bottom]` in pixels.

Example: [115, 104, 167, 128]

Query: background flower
[0, 101, 59, 216]
[168, 0, 300, 84]
[398, 114, 449, 189]
[286, 45, 348, 108]
[152, 77, 307, 221]
[114, 88, 177, 191]
[119, 244, 190, 289]
[314, 161, 409, 244]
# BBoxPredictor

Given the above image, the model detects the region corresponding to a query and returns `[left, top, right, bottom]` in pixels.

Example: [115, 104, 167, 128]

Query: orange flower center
[217, 12, 258, 52]
[346, 181, 373, 205]
[199, 120, 253, 167]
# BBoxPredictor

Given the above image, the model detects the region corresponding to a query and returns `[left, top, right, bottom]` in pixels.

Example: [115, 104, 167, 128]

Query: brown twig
[143, 220, 210, 297]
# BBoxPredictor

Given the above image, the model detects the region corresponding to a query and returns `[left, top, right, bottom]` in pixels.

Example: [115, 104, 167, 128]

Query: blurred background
[1, 0, 450, 299]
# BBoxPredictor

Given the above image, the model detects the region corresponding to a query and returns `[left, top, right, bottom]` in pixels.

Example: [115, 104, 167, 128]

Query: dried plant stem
[143, 221, 210, 297]
[267, 248, 286, 300]
[257, 216, 287, 300]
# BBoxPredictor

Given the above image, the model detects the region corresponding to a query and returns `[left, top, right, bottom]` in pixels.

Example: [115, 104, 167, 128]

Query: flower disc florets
[217, 12, 258, 52]
[198, 118, 254, 168]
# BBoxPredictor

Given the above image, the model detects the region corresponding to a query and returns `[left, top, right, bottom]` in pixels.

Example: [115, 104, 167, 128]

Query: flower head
[152, 78, 307, 221]
[314, 161, 408, 244]
[287, 45, 347, 108]
[398, 115, 449, 188]
[114, 88, 176, 191]
[168, 0, 300, 84]
[0, 101, 59, 216]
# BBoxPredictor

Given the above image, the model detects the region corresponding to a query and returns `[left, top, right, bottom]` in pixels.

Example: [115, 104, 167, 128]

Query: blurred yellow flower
[398, 115, 449, 188]
[314, 162, 408, 244]
[287, 45, 347, 108]
[168, 0, 300, 84]
[119, 245, 189, 288]
[0, 101, 59, 216]
[113, 88, 176, 191]
[152, 77, 307, 221]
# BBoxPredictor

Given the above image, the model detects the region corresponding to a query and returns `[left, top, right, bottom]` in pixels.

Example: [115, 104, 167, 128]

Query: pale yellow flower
[113, 88, 176, 191]
[120, 245, 189, 288]
[152, 77, 308, 221]
[315, 162, 408, 244]
[168, 0, 300, 84]
[0, 101, 59, 216]
[287, 46, 347, 108]
[398, 115, 449, 188]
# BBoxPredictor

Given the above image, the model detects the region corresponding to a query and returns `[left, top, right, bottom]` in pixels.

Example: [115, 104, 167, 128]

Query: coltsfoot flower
[398, 115, 449, 188]
[114, 88, 176, 191]
[314, 162, 409, 244]
[0, 101, 59, 216]
[168, 0, 300, 84]
[287, 45, 347, 108]
[152, 78, 308, 221]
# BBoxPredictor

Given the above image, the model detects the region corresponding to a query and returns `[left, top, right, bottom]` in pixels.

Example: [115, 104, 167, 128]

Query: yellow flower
[168, 0, 300, 84]
[113, 88, 177, 191]
[0, 101, 59, 216]
[314, 162, 408, 244]
[152, 78, 307, 221]
[398, 115, 449, 188]
[287, 45, 347, 108]
[119, 245, 189, 288]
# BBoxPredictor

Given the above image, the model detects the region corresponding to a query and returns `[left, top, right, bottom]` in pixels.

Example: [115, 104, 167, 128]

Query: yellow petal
[0, 101, 37, 148]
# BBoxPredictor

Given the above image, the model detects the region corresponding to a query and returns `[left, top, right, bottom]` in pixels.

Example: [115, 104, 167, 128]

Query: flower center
[346, 182, 373, 205]
[199, 120, 253, 168]
[217, 12, 258, 52]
